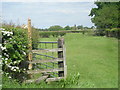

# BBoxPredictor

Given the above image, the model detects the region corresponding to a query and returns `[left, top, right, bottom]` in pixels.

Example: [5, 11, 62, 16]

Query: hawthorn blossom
[2, 31, 13, 36]
[1, 46, 6, 50]
[23, 51, 26, 55]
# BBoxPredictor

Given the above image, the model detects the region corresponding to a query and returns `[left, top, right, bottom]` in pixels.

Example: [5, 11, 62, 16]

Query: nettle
[1, 27, 28, 79]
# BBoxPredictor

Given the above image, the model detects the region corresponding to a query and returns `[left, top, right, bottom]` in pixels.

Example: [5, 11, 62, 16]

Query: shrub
[39, 31, 66, 38]
[32, 28, 40, 49]
[105, 28, 120, 38]
[1, 27, 28, 80]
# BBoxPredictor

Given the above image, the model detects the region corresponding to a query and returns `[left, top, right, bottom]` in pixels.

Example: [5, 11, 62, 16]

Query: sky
[2, 1, 97, 29]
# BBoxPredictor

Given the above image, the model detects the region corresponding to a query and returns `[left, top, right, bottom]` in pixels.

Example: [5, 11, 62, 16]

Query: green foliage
[89, 2, 119, 29]
[31, 28, 40, 49]
[64, 25, 71, 30]
[48, 25, 64, 31]
[1, 27, 28, 80]
[57, 72, 80, 88]
[77, 25, 83, 29]
[39, 31, 66, 38]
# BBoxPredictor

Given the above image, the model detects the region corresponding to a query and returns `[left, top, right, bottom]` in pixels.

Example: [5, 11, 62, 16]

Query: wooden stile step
[32, 48, 63, 53]
[27, 68, 64, 74]
[46, 77, 64, 82]
[28, 58, 63, 64]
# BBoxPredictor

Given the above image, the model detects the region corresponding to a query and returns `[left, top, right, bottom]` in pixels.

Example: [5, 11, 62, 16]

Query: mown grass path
[65, 33, 118, 88]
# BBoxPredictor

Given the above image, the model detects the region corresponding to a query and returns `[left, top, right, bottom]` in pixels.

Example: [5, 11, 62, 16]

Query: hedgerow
[1, 27, 28, 80]
[39, 31, 66, 38]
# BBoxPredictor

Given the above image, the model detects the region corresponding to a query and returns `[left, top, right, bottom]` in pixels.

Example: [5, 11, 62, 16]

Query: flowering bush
[1, 27, 28, 79]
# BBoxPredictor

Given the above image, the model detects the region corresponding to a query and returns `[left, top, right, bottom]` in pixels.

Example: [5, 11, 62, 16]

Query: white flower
[18, 60, 21, 63]
[16, 67, 19, 70]
[0, 44, 2, 47]
[5, 58, 8, 60]
[3, 53, 7, 55]
[7, 33, 10, 36]
[2, 31, 13, 35]
[7, 65, 12, 68]
[13, 61, 17, 64]
[6, 54, 9, 57]
[6, 73, 9, 75]
[0, 55, 2, 58]
[23, 52, 26, 55]
[5, 61, 7, 64]
[1, 46, 6, 50]
[8, 76, 11, 78]
[11, 67, 14, 70]
[13, 69, 16, 71]
[23, 46, 26, 48]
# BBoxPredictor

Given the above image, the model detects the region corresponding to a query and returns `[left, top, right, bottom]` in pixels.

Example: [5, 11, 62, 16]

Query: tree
[89, 1, 119, 29]
[77, 25, 83, 29]
[48, 25, 63, 31]
[64, 25, 71, 30]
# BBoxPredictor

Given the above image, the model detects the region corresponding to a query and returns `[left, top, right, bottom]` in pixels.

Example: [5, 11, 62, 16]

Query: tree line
[37, 25, 94, 31]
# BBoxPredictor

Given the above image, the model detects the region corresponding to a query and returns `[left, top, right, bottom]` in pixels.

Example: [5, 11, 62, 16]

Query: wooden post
[58, 38, 67, 78]
[27, 18, 32, 70]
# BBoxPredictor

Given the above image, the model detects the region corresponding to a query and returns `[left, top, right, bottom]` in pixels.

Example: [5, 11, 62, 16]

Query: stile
[24, 19, 67, 83]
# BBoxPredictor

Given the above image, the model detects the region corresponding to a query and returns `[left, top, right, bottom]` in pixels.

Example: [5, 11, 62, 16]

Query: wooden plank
[24, 79, 35, 83]
[46, 77, 64, 82]
[37, 41, 57, 43]
[58, 38, 64, 77]
[25, 75, 49, 83]
[32, 48, 63, 53]
[63, 43, 67, 79]
[27, 68, 64, 74]
[34, 53, 56, 59]
[28, 58, 63, 64]
[27, 18, 33, 71]
[36, 75, 49, 83]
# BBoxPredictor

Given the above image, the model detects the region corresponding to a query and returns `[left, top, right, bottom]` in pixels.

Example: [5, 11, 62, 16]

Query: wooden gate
[25, 19, 67, 83]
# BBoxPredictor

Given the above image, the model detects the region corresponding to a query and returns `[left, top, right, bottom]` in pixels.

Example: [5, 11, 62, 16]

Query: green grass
[2, 33, 118, 88]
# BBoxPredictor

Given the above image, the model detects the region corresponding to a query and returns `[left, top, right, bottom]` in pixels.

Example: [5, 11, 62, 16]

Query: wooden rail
[46, 77, 64, 82]
[25, 75, 49, 83]
[32, 48, 63, 53]
[28, 58, 63, 64]
[37, 41, 57, 43]
[27, 68, 64, 74]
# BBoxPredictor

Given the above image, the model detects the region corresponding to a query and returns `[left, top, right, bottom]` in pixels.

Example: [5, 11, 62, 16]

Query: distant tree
[64, 25, 71, 30]
[83, 26, 89, 29]
[91, 26, 95, 29]
[48, 25, 63, 31]
[74, 24, 77, 30]
[77, 25, 83, 30]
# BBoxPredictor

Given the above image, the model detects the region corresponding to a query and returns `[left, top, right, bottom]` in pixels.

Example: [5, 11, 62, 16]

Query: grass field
[2, 33, 118, 88]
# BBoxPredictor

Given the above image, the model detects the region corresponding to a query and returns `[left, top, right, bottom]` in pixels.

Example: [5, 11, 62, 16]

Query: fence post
[27, 18, 32, 70]
[58, 38, 67, 78]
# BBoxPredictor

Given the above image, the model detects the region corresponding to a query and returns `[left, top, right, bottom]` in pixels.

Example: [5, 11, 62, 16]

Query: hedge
[1, 27, 29, 81]
[39, 31, 66, 38]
